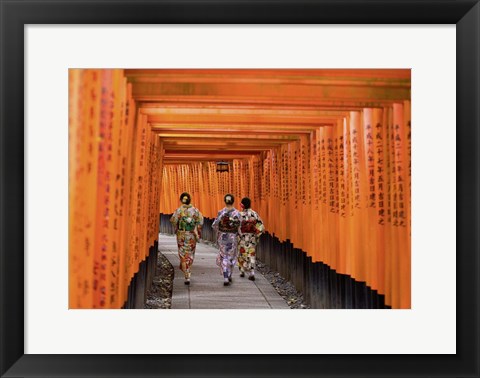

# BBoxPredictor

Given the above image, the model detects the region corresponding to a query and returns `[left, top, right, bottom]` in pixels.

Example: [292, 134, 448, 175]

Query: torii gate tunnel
[69, 69, 411, 309]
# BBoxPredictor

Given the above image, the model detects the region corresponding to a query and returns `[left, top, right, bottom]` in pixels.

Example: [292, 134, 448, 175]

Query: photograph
[1, 0, 478, 376]
[69, 68, 411, 310]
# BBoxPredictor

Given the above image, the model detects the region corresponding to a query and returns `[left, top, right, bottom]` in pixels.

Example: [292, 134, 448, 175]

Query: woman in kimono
[170, 192, 204, 285]
[237, 197, 265, 281]
[212, 193, 241, 286]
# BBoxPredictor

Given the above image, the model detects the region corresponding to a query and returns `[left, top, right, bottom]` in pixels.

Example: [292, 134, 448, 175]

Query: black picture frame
[1, 1, 478, 377]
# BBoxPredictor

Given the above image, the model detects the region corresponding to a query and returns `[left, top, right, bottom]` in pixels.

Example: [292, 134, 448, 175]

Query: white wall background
[25, 25, 456, 354]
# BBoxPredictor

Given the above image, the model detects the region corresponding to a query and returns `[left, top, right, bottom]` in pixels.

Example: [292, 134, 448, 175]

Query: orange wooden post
[108, 70, 124, 308]
[384, 104, 395, 307]
[343, 114, 354, 275]
[393, 102, 410, 309]
[346, 111, 361, 281]
[69, 69, 99, 309]
[372, 107, 386, 296]
[362, 108, 378, 290]
[117, 81, 136, 307]
[403, 100, 412, 309]
[335, 119, 347, 274]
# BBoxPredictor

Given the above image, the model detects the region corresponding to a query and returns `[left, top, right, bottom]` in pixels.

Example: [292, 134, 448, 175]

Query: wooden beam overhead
[131, 82, 410, 102]
[137, 96, 401, 109]
[163, 152, 261, 160]
[141, 106, 348, 117]
[150, 123, 331, 133]
[163, 146, 285, 152]
[144, 113, 341, 125]
[125, 68, 411, 82]
[156, 132, 300, 140]
[124, 69, 410, 165]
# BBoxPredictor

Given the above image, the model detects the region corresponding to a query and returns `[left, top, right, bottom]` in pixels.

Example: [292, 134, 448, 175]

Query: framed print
[1, 1, 479, 377]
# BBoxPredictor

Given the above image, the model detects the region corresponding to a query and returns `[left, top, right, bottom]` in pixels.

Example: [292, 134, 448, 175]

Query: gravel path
[255, 261, 310, 309]
[145, 251, 174, 309]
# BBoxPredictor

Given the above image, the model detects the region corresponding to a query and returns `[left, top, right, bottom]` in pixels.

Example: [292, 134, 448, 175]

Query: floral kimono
[170, 204, 204, 279]
[237, 209, 264, 278]
[212, 207, 241, 279]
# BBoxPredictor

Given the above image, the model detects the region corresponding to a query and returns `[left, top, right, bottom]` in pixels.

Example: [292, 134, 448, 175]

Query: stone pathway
[159, 234, 290, 309]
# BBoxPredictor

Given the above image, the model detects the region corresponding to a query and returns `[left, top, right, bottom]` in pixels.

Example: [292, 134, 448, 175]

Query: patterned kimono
[170, 204, 204, 278]
[237, 209, 264, 274]
[212, 207, 241, 277]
